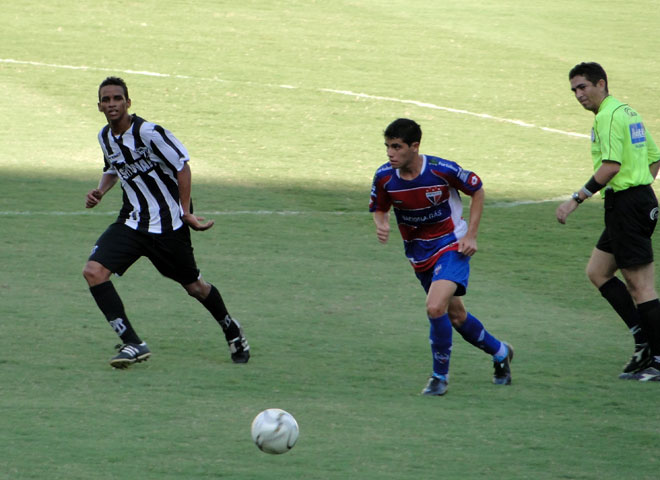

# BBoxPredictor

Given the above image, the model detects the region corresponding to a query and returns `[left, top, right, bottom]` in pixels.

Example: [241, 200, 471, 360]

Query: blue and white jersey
[98, 114, 188, 234]
[370, 155, 482, 272]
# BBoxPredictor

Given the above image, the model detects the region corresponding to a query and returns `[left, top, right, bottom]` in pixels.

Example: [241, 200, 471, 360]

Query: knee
[184, 280, 211, 300]
[585, 263, 609, 288]
[82, 261, 109, 286]
[628, 283, 656, 304]
[447, 307, 467, 328]
[426, 300, 449, 320]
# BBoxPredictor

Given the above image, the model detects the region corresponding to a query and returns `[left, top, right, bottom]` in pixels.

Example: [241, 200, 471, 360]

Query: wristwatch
[571, 192, 583, 204]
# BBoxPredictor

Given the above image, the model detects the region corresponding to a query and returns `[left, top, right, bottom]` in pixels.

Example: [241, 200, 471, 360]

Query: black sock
[637, 299, 660, 360]
[89, 281, 142, 344]
[599, 277, 647, 345]
[201, 285, 240, 341]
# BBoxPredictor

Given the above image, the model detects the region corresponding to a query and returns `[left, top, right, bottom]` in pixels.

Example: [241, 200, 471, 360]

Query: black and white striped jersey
[98, 114, 189, 234]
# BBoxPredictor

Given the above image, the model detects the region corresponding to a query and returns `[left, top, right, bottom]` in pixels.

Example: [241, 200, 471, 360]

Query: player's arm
[85, 172, 118, 208]
[646, 128, 660, 179]
[556, 160, 620, 224]
[177, 162, 214, 231]
[651, 161, 660, 179]
[373, 210, 390, 244]
[458, 187, 484, 256]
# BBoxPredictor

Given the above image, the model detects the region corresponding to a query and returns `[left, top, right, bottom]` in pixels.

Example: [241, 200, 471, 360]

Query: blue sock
[429, 314, 453, 378]
[455, 312, 502, 357]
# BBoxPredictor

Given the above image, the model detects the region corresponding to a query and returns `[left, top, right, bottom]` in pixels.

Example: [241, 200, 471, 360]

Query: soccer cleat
[619, 364, 660, 381]
[227, 320, 250, 364]
[622, 343, 652, 374]
[110, 342, 151, 369]
[493, 342, 514, 385]
[421, 376, 448, 396]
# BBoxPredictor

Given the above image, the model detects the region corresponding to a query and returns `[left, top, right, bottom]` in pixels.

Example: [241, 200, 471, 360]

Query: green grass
[2, 1, 660, 479]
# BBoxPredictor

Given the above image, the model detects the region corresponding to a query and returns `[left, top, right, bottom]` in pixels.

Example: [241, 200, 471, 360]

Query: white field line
[1, 58, 588, 139]
[320, 89, 589, 139]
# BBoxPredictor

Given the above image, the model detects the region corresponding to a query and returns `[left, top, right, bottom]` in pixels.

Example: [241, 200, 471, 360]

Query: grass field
[2, 1, 660, 479]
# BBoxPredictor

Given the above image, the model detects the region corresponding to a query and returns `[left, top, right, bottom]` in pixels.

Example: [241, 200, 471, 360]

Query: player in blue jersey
[370, 118, 513, 396]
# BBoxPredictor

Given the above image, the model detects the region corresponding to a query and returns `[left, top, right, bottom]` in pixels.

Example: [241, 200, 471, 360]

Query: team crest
[425, 186, 445, 205]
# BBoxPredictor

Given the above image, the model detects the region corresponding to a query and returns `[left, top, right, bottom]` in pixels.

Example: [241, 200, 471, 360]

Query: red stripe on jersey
[398, 217, 455, 241]
[369, 174, 393, 211]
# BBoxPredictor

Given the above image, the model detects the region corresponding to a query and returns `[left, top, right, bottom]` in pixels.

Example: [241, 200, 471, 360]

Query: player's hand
[458, 236, 478, 256]
[556, 199, 578, 224]
[85, 189, 103, 208]
[376, 223, 390, 244]
[182, 212, 215, 231]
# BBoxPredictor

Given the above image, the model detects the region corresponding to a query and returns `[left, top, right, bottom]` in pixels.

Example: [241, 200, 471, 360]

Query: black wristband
[584, 176, 606, 195]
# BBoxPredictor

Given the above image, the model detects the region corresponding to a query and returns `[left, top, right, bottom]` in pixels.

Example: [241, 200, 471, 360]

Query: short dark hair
[384, 118, 422, 145]
[98, 76, 130, 101]
[569, 62, 608, 93]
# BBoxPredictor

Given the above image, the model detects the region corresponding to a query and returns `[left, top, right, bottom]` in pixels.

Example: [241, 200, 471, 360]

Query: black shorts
[596, 185, 658, 268]
[88, 222, 200, 285]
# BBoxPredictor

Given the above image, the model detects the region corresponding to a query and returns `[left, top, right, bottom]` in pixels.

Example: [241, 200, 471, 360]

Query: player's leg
[150, 226, 250, 363]
[604, 186, 658, 376]
[421, 278, 455, 396]
[83, 225, 148, 368]
[182, 277, 250, 363]
[84, 261, 139, 345]
[620, 263, 660, 380]
[447, 297, 512, 385]
[432, 250, 512, 385]
[588, 246, 649, 372]
[586, 246, 618, 288]
[448, 298, 508, 357]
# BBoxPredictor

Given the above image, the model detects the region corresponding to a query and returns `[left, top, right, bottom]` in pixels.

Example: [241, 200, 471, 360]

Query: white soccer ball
[251, 408, 299, 454]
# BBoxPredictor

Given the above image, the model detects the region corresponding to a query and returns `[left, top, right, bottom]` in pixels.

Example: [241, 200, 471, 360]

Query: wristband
[581, 186, 594, 198]
[571, 192, 583, 204]
[584, 176, 606, 195]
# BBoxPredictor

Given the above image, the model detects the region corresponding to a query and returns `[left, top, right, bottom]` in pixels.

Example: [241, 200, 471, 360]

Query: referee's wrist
[571, 192, 583, 204]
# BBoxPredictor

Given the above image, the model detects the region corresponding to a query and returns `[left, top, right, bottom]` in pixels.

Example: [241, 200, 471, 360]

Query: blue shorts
[415, 250, 470, 296]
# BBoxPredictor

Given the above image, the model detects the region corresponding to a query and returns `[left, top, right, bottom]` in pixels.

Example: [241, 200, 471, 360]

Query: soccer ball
[250, 408, 299, 454]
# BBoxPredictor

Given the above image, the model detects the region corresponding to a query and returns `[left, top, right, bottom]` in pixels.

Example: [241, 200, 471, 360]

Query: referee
[556, 62, 660, 381]
[83, 77, 250, 368]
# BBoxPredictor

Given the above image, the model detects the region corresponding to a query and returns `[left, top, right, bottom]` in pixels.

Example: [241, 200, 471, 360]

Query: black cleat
[619, 363, 660, 381]
[622, 343, 651, 374]
[222, 316, 250, 363]
[110, 343, 151, 369]
[227, 322, 250, 364]
[493, 342, 514, 385]
[421, 376, 448, 396]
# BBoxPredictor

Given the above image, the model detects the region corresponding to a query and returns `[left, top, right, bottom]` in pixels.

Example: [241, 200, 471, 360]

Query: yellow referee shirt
[591, 95, 660, 193]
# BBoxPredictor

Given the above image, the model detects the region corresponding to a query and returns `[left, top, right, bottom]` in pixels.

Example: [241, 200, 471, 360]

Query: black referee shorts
[88, 222, 201, 285]
[596, 185, 659, 268]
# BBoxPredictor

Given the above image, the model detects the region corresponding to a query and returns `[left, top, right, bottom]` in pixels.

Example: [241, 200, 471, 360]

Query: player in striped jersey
[82, 76, 249, 368]
[370, 118, 512, 395]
